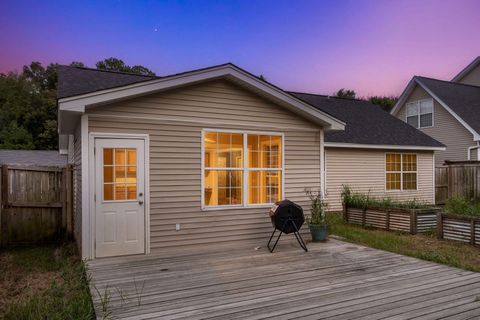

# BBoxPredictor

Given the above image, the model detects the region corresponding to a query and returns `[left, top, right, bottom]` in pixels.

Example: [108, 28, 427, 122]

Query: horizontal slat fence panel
[437, 213, 479, 246]
[0, 164, 73, 247]
[343, 205, 440, 234]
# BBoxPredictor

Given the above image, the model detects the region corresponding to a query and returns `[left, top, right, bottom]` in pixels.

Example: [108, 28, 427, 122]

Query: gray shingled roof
[57, 65, 157, 99]
[0, 150, 67, 167]
[290, 92, 445, 148]
[416, 76, 480, 135]
[57, 65, 444, 148]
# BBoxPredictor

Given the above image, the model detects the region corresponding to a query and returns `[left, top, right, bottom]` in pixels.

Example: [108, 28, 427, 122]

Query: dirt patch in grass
[0, 252, 63, 312]
[0, 245, 94, 320]
[327, 212, 480, 272]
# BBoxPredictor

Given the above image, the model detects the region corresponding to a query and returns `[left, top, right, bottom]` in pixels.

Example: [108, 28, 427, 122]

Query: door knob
[139, 200, 144, 205]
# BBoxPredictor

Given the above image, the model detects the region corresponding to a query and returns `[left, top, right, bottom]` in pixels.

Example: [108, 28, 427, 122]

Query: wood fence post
[362, 207, 366, 227]
[410, 210, 417, 235]
[470, 219, 475, 246]
[61, 167, 67, 238]
[1, 165, 8, 247]
[386, 209, 390, 231]
[0, 167, 2, 249]
[436, 212, 443, 239]
[66, 165, 73, 239]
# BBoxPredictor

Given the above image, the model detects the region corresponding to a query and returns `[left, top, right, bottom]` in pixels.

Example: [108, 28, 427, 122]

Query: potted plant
[305, 189, 328, 242]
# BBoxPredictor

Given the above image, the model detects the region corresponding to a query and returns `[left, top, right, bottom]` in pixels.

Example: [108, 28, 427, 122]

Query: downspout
[467, 141, 480, 160]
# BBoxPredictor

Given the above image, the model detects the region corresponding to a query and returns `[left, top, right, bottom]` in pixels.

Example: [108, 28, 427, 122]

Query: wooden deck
[87, 239, 480, 319]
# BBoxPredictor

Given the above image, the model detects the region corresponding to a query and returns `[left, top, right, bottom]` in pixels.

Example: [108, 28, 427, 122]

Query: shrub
[305, 189, 327, 225]
[444, 196, 480, 217]
[341, 185, 432, 209]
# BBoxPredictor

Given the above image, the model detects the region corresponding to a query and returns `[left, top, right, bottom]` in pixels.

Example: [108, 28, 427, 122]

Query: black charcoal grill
[267, 200, 308, 253]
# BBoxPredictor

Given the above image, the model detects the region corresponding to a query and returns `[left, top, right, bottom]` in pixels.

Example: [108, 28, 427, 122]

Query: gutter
[467, 141, 480, 160]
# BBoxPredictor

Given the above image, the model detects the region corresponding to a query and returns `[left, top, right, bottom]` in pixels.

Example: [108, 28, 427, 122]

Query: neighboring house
[0, 150, 67, 167]
[391, 57, 480, 166]
[57, 63, 443, 259]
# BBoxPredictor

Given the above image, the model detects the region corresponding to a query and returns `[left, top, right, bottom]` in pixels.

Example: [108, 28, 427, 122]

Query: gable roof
[0, 150, 67, 167]
[391, 76, 480, 140]
[452, 56, 480, 82]
[291, 92, 445, 149]
[57, 63, 345, 133]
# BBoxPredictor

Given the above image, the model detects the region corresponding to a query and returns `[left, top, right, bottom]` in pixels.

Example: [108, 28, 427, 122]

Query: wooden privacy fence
[0, 164, 73, 247]
[435, 161, 480, 204]
[437, 213, 479, 246]
[343, 204, 440, 234]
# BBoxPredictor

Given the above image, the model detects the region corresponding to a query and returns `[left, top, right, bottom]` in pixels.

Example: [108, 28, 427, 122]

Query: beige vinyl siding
[73, 124, 82, 253]
[87, 80, 320, 252]
[325, 148, 434, 211]
[457, 65, 480, 86]
[396, 85, 477, 166]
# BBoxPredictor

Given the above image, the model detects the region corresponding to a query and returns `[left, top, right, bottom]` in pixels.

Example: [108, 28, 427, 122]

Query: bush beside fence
[343, 204, 440, 234]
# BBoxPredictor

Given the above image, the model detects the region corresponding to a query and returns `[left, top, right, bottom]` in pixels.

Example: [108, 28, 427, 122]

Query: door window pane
[104, 184, 114, 201]
[103, 148, 137, 201]
[115, 149, 126, 165]
[104, 149, 113, 165]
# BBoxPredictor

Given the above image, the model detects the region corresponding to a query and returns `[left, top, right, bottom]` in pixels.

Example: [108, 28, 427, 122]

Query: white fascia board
[58, 65, 345, 130]
[452, 57, 480, 82]
[415, 78, 480, 140]
[324, 142, 446, 151]
[390, 77, 417, 116]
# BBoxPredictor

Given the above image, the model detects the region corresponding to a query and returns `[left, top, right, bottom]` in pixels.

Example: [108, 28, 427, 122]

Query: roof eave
[391, 76, 480, 141]
[324, 142, 446, 151]
[451, 57, 480, 82]
[58, 64, 345, 134]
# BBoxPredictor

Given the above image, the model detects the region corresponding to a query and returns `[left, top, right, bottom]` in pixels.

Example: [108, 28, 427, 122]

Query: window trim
[405, 98, 434, 129]
[384, 152, 418, 192]
[201, 128, 285, 211]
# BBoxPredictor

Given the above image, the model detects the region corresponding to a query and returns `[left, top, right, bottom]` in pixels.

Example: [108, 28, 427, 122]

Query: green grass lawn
[0, 244, 94, 320]
[327, 212, 480, 273]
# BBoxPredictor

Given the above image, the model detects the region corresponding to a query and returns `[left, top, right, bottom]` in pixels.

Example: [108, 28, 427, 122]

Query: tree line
[0, 59, 397, 151]
[334, 88, 398, 112]
[0, 58, 155, 150]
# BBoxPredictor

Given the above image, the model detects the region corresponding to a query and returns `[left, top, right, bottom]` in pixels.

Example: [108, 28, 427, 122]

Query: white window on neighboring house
[406, 99, 433, 128]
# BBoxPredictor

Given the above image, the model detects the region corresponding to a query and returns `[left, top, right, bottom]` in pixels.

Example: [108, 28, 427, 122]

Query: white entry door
[94, 138, 145, 258]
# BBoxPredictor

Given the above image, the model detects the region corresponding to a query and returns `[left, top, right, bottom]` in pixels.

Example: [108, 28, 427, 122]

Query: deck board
[87, 239, 480, 319]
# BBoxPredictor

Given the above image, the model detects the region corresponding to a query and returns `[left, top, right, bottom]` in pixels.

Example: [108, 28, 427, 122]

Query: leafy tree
[368, 95, 398, 112]
[0, 58, 156, 150]
[95, 58, 156, 76]
[0, 66, 57, 150]
[335, 88, 356, 99]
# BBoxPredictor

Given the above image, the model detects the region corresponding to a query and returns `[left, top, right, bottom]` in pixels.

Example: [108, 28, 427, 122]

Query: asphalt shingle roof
[290, 92, 445, 148]
[56, 65, 444, 149]
[416, 76, 480, 135]
[57, 65, 157, 99]
[0, 150, 67, 167]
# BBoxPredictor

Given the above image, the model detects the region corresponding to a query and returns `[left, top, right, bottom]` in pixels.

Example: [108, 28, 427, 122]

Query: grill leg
[267, 228, 283, 253]
[290, 220, 308, 252]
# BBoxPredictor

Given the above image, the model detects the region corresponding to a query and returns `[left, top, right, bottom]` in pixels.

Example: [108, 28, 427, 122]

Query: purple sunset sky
[1, 0, 479, 97]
